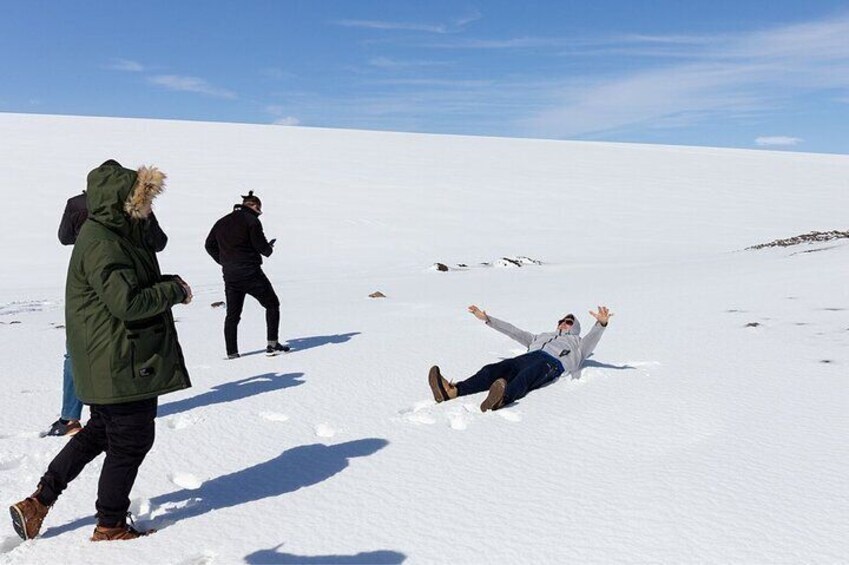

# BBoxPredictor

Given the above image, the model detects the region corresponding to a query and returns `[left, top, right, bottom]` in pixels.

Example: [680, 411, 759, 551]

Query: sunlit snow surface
[0, 114, 847, 564]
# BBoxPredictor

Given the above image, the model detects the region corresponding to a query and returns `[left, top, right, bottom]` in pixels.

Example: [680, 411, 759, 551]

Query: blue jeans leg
[60, 349, 83, 421]
[503, 354, 563, 404]
[455, 357, 519, 397]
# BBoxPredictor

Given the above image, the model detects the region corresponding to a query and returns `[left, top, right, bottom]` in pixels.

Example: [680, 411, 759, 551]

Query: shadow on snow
[158, 372, 305, 417]
[245, 546, 406, 564]
[43, 438, 389, 538]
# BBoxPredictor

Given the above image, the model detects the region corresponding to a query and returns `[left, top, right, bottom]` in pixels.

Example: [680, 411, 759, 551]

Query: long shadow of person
[286, 332, 360, 353]
[151, 438, 388, 527]
[245, 545, 406, 564]
[43, 438, 389, 538]
[158, 372, 305, 418]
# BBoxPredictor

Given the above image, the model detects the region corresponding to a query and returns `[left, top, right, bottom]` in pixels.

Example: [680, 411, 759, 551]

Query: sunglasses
[558, 317, 574, 326]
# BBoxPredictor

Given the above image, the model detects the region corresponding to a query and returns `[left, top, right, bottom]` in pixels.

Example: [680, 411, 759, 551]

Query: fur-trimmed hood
[86, 160, 166, 234]
[125, 166, 166, 220]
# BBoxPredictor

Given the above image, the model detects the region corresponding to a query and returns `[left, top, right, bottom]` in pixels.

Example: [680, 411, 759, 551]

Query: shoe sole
[428, 366, 446, 403]
[480, 379, 506, 412]
[9, 504, 29, 540]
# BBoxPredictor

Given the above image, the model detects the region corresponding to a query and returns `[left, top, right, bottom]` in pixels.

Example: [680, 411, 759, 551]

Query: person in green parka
[9, 160, 192, 542]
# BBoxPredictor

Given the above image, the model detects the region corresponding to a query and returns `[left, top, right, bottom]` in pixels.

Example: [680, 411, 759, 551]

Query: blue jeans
[61, 346, 83, 421]
[456, 350, 564, 405]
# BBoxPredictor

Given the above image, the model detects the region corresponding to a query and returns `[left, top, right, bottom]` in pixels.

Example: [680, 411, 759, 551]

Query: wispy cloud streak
[107, 59, 145, 72]
[755, 136, 803, 146]
[334, 10, 480, 34]
[148, 75, 237, 99]
[519, 14, 849, 138]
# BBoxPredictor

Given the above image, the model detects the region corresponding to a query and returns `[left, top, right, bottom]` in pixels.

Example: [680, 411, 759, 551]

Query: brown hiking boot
[91, 523, 155, 542]
[480, 378, 507, 412]
[9, 490, 51, 540]
[428, 366, 457, 403]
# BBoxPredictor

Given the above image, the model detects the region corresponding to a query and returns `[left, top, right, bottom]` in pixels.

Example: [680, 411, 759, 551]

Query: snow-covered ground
[0, 113, 847, 564]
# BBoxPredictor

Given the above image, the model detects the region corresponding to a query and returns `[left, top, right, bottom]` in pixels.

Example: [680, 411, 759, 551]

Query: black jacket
[205, 205, 274, 281]
[58, 191, 168, 252]
[58, 193, 88, 245]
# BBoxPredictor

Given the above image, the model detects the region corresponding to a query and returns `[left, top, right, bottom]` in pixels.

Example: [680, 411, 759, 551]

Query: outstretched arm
[469, 305, 535, 347]
[580, 306, 613, 361]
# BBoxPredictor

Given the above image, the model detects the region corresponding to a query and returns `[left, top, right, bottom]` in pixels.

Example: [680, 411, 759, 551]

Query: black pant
[455, 351, 564, 404]
[38, 398, 157, 526]
[224, 271, 280, 355]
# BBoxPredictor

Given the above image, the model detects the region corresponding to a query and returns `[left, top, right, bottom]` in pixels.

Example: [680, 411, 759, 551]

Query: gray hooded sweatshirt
[485, 315, 606, 380]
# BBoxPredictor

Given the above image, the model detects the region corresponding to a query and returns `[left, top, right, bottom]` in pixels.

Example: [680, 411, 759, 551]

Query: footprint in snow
[448, 408, 473, 430]
[496, 409, 522, 422]
[165, 413, 203, 430]
[314, 423, 336, 438]
[259, 411, 290, 422]
[177, 552, 218, 565]
[0, 535, 24, 554]
[0, 455, 25, 471]
[398, 401, 438, 425]
[399, 408, 437, 425]
[170, 472, 202, 490]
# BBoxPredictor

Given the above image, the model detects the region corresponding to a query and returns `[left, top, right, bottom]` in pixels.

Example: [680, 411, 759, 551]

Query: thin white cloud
[368, 56, 450, 69]
[107, 59, 145, 72]
[272, 116, 301, 126]
[334, 10, 480, 34]
[755, 136, 803, 146]
[519, 13, 849, 138]
[148, 75, 237, 99]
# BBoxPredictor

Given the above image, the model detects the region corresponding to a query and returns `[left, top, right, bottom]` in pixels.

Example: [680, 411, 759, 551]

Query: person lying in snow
[428, 305, 613, 411]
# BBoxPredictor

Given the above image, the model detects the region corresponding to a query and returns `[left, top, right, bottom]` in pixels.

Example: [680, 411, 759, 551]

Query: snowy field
[0, 113, 848, 564]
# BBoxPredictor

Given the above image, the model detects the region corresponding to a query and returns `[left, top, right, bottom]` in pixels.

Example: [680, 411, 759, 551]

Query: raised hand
[589, 306, 613, 326]
[468, 305, 489, 322]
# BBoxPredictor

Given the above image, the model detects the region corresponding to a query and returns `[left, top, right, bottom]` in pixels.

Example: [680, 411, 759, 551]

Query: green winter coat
[65, 161, 191, 404]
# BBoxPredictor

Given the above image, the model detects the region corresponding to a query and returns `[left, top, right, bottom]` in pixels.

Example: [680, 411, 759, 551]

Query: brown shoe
[428, 366, 456, 403]
[9, 490, 51, 540]
[91, 523, 155, 542]
[480, 378, 507, 412]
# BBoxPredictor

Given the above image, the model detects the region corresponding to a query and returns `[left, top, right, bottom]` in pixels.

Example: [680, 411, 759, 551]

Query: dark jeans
[37, 398, 157, 526]
[456, 350, 564, 405]
[224, 271, 280, 355]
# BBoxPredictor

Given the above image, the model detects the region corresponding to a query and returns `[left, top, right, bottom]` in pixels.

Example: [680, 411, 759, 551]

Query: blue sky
[2, 0, 848, 153]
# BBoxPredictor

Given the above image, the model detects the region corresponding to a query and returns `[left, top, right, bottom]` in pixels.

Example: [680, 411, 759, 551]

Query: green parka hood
[86, 160, 166, 235]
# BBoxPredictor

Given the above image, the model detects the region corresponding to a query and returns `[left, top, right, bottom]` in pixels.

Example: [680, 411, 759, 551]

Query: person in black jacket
[205, 191, 289, 358]
[46, 163, 169, 437]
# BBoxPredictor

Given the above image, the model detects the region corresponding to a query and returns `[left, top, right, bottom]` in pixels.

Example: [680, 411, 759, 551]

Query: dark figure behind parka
[9, 160, 192, 543]
[205, 191, 289, 358]
[59, 190, 168, 251]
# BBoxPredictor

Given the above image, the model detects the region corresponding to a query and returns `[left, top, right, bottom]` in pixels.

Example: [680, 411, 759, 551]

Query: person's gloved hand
[173, 275, 193, 305]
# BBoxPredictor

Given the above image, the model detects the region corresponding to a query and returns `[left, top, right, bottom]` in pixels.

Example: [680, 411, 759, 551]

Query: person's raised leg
[11, 406, 108, 539]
